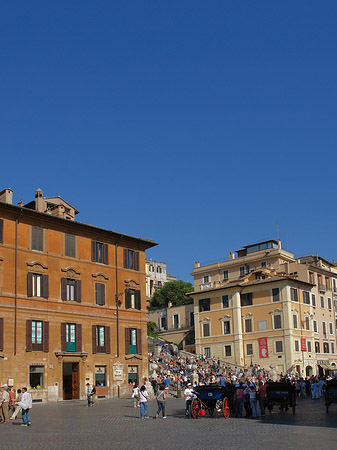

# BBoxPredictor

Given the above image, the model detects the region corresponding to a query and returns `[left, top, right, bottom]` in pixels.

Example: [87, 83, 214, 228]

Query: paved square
[1, 396, 337, 450]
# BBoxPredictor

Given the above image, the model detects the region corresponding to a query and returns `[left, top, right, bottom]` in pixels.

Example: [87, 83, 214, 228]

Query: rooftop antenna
[277, 224, 279, 241]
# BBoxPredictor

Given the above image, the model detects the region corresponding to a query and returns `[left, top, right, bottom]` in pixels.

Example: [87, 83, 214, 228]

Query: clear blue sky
[1, 1, 337, 281]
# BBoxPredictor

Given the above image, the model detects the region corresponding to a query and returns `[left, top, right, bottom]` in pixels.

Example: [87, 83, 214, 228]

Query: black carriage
[266, 382, 296, 415]
[190, 385, 231, 419]
[325, 380, 337, 413]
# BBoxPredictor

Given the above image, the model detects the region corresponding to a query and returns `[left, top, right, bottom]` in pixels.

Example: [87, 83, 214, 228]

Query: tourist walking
[10, 389, 22, 420]
[0, 385, 10, 424]
[132, 384, 140, 408]
[154, 386, 167, 418]
[139, 385, 149, 419]
[20, 387, 32, 426]
[86, 383, 95, 407]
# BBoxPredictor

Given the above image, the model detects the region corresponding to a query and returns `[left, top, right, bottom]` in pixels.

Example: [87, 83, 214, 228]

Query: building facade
[190, 240, 337, 377]
[145, 259, 176, 306]
[0, 188, 156, 401]
[148, 303, 195, 353]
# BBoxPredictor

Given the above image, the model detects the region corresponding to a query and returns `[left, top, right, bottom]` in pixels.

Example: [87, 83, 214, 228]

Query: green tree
[147, 321, 158, 338]
[150, 280, 194, 310]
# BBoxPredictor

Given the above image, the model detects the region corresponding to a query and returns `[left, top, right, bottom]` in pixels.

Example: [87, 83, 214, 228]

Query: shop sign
[113, 362, 123, 380]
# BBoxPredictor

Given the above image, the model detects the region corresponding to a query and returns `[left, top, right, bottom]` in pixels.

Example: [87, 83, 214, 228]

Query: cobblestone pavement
[0, 396, 337, 450]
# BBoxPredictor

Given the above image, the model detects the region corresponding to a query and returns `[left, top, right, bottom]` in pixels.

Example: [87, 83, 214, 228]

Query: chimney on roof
[35, 188, 45, 212]
[278, 239, 282, 250]
[194, 261, 200, 268]
[229, 252, 235, 260]
[0, 188, 13, 204]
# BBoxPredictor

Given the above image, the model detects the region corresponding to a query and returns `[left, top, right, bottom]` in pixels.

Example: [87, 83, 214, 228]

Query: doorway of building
[63, 362, 80, 400]
[306, 366, 313, 377]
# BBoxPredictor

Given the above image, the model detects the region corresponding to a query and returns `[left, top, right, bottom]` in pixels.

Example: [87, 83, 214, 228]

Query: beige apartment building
[190, 240, 337, 377]
[148, 303, 195, 353]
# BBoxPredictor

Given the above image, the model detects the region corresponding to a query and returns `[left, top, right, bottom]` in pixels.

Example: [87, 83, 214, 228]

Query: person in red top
[258, 381, 267, 417]
[8, 389, 15, 415]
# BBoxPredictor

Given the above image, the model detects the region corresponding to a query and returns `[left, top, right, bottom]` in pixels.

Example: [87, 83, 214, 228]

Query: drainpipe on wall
[14, 208, 23, 356]
[115, 235, 123, 358]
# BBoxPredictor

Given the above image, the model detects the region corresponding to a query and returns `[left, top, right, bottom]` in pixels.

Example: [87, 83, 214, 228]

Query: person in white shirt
[184, 383, 195, 418]
[20, 387, 32, 426]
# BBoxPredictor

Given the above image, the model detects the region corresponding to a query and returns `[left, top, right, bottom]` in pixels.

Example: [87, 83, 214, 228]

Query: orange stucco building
[0, 188, 156, 401]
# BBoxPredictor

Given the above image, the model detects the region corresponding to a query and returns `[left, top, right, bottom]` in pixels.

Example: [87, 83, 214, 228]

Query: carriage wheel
[209, 408, 214, 417]
[191, 398, 199, 419]
[222, 397, 230, 418]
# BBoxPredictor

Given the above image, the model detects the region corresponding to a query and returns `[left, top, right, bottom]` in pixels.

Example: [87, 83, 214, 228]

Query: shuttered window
[203, 323, 210, 337]
[123, 249, 139, 271]
[92, 325, 110, 354]
[95, 283, 105, 306]
[272, 288, 280, 302]
[26, 320, 49, 352]
[125, 328, 142, 355]
[31, 226, 43, 251]
[65, 234, 76, 258]
[91, 241, 108, 264]
[273, 315, 282, 329]
[61, 278, 81, 302]
[125, 289, 141, 309]
[27, 273, 49, 298]
[0, 219, 3, 244]
[245, 318, 252, 332]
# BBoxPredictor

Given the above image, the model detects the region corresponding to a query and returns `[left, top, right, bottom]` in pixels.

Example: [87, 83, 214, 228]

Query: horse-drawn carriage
[325, 380, 337, 413]
[266, 382, 296, 415]
[190, 385, 231, 419]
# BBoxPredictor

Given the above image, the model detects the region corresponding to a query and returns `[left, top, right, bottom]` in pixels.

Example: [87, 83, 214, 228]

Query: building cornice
[0, 201, 157, 250]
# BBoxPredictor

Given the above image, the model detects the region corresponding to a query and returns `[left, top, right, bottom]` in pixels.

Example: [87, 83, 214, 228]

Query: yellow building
[190, 240, 322, 377]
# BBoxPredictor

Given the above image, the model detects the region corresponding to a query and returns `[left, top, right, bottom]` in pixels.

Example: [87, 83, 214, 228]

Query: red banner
[259, 337, 269, 358]
[301, 338, 307, 351]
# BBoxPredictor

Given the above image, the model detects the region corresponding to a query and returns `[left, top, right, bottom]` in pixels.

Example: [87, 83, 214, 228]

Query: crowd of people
[146, 350, 334, 419]
[0, 384, 32, 426]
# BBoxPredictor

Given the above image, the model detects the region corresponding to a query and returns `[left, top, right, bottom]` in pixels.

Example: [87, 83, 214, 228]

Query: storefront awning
[319, 364, 337, 370]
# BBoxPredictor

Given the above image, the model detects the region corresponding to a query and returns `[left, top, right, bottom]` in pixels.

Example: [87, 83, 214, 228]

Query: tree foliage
[150, 280, 194, 310]
[147, 321, 158, 338]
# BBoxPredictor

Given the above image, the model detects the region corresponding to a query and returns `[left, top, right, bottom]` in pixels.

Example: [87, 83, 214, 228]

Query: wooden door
[72, 363, 80, 399]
